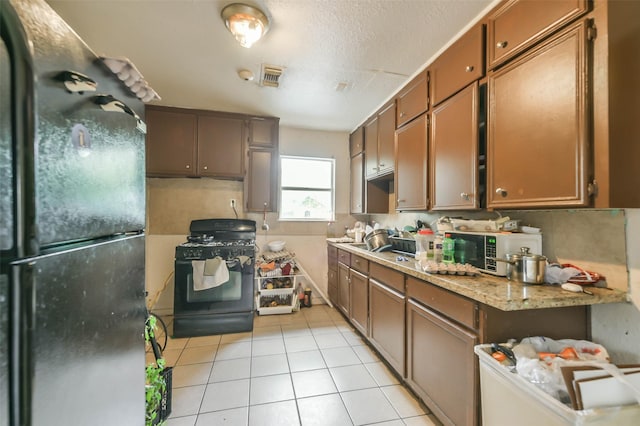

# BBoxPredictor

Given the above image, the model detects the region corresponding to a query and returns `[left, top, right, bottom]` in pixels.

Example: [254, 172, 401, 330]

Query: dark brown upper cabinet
[487, 20, 590, 209]
[430, 83, 481, 210]
[365, 101, 396, 180]
[430, 24, 485, 107]
[249, 117, 278, 147]
[395, 113, 429, 211]
[350, 152, 365, 214]
[146, 106, 198, 177]
[197, 113, 245, 179]
[349, 126, 364, 157]
[487, 0, 589, 70]
[396, 70, 429, 128]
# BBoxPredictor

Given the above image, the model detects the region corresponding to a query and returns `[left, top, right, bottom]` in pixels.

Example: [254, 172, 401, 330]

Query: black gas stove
[173, 218, 257, 337]
[175, 219, 256, 260]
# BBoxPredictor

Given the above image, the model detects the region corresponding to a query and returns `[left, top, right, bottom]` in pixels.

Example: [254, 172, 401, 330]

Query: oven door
[174, 257, 254, 316]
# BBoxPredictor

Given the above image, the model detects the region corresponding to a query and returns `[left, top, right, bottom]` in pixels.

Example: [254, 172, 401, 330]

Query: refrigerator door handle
[12, 260, 36, 426]
[20, 262, 36, 332]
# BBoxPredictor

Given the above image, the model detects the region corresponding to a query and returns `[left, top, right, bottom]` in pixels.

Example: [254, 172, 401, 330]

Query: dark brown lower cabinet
[327, 246, 338, 306]
[326, 244, 590, 426]
[369, 278, 405, 376]
[349, 270, 369, 336]
[327, 267, 338, 306]
[337, 262, 350, 317]
[407, 299, 478, 426]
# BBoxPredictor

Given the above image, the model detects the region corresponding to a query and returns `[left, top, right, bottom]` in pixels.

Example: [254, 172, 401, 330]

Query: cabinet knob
[495, 188, 508, 197]
[465, 65, 474, 72]
[203, 166, 208, 170]
[186, 165, 190, 169]
[496, 41, 508, 49]
[400, 112, 406, 117]
[460, 192, 471, 201]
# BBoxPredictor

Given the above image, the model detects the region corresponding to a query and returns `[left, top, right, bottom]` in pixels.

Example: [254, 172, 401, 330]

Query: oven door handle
[226, 259, 240, 268]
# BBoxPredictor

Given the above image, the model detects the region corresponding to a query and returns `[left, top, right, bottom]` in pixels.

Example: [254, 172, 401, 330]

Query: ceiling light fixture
[221, 3, 270, 48]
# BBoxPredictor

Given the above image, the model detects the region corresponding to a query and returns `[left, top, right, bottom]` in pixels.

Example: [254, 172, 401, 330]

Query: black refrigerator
[1, 0, 147, 425]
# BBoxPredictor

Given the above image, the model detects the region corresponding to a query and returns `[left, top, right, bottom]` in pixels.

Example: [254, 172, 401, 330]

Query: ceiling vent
[260, 64, 284, 88]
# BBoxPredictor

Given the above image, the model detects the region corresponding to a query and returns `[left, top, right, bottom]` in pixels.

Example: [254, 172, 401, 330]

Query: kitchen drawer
[430, 23, 485, 107]
[369, 263, 404, 294]
[396, 70, 429, 128]
[487, 0, 589, 69]
[337, 249, 351, 266]
[328, 245, 338, 259]
[407, 276, 477, 330]
[350, 254, 369, 275]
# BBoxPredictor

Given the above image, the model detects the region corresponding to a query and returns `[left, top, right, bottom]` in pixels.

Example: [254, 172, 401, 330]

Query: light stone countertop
[329, 242, 629, 311]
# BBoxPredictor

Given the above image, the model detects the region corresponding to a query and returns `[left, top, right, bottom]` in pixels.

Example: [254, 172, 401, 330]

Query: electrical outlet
[230, 199, 236, 208]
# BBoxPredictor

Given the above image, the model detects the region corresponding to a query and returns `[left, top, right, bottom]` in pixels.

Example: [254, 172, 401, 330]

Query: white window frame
[279, 155, 336, 222]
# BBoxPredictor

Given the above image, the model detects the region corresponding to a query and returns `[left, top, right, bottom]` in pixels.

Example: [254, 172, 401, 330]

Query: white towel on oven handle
[192, 257, 229, 291]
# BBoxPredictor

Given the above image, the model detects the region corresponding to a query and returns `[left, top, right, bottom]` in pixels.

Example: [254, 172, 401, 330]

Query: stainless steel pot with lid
[495, 247, 547, 284]
[364, 229, 392, 252]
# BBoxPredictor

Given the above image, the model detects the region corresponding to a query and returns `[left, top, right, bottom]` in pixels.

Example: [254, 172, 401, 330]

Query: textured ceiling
[47, 0, 495, 132]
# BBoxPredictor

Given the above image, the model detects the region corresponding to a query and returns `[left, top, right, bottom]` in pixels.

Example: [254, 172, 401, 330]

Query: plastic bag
[519, 336, 609, 362]
[545, 264, 582, 284]
[513, 337, 610, 403]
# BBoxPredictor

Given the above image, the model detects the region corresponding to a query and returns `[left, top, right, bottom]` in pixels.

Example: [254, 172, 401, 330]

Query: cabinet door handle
[379, 163, 385, 167]
[465, 65, 474, 72]
[460, 192, 471, 201]
[495, 188, 508, 197]
[496, 41, 508, 49]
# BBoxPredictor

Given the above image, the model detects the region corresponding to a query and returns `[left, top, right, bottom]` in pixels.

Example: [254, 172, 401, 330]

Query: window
[279, 155, 335, 221]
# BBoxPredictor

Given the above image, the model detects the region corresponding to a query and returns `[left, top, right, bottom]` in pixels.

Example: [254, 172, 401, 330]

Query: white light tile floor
[159, 305, 442, 426]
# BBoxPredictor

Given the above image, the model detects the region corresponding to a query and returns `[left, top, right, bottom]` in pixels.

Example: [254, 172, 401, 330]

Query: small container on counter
[304, 288, 312, 307]
[414, 228, 435, 262]
[433, 234, 443, 263]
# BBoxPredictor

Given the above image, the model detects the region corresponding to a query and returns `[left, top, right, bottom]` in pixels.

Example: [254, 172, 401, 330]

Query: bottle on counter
[304, 287, 312, 307]
[414, 228, 435, 262]
[442, 234, 455, 264]
[297, 282, 305, 308]
[433, 234, 443, 263]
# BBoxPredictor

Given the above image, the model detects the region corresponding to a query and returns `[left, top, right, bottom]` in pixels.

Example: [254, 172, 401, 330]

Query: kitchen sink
[349, 243, 368, 250]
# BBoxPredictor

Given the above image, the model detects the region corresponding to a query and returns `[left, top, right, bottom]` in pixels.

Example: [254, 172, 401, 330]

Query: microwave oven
[444, 231, 543, 276]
